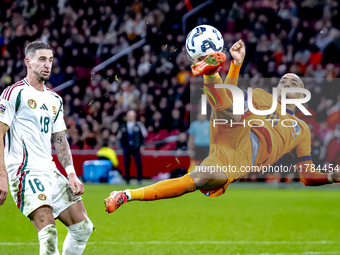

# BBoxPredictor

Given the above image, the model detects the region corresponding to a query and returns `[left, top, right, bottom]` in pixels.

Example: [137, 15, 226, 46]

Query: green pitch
[1, 183, 340, 255]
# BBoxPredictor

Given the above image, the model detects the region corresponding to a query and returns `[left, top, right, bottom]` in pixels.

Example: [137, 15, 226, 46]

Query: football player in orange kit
[105, 40, 340, 213]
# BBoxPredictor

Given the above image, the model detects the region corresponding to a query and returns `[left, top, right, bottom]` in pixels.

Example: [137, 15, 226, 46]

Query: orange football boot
[191, 52, 226, 76]
[105, 191, 128, 213]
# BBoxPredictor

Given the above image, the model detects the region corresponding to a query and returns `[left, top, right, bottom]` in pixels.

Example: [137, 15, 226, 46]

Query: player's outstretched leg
[105, 165, 228, 213]
[192, 52, 239, 122]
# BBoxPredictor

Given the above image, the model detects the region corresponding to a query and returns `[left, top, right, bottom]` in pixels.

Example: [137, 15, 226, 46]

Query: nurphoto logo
[201, 85, 311, 116]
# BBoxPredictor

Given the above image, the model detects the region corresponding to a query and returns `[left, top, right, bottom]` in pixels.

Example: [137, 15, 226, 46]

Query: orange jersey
[246, 88, 310, 166]
[200, 63, 330, 198]
[247, 89, 329, 186]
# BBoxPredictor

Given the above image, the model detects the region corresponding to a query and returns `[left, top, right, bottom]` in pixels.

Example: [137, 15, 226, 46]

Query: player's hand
[0, 173, 8, 206]
[230, 40, 245, 65]
[68, 173, 84, 196]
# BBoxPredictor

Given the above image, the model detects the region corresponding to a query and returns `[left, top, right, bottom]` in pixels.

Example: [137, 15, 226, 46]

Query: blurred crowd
[1, 0, 340, 166]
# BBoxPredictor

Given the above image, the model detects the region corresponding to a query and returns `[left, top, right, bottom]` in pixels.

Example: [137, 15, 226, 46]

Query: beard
[33, 71, 50, 81]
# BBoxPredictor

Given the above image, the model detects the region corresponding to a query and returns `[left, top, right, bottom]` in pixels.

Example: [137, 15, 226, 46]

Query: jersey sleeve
[0, 87, 21, 127]
[294, 127, 330, 186]
[52, 96, 66, 133]
[223, 61, 242, 86]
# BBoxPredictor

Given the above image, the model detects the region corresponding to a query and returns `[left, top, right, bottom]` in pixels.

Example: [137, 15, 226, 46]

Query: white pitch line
[0, 242, 38, 245]
[255, 252, 340, 255]
[92, 241, 336, 245]
[0, 240, 337, 246]
[1, 242, 339, 255]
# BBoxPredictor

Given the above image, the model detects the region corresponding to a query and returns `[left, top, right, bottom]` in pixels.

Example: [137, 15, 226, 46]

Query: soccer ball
[186, 25, 224, 60]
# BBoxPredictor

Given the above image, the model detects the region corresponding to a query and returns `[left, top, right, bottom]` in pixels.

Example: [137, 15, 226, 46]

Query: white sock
[38, 224, 59, 255]
[124, 190, 132, 201]
[62, 218, 93, 255]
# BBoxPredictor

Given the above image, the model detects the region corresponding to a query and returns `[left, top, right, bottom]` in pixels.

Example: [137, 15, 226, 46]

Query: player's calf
[62, 217, 93, 255]
[105, 174, 197, 213]
[105, 166, 230, 213]
[38, 224, 59, 255]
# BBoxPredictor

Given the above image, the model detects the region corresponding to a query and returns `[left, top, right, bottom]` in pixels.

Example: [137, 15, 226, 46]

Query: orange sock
[203, 73, 232, 111]
[129, 174, 196, 201]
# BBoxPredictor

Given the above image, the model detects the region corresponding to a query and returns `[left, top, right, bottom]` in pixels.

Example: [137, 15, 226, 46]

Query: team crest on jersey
[27, 99, 37, 109]
[38, 194, 47, 201]
[52, 105, 57, 115]
[293, 123, 301, 135]
[0, 104, 6, 115]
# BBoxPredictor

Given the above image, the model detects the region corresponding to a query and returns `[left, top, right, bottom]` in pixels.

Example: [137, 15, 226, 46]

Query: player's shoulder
[1, 80, 26, 101]
[46, 88, 62, 101]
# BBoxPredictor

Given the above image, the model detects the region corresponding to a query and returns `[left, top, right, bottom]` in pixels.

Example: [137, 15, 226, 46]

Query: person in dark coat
[117, 110, 147, 184]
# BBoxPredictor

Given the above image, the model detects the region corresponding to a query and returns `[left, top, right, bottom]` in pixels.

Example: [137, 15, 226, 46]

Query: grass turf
[1, 183, 340, 255]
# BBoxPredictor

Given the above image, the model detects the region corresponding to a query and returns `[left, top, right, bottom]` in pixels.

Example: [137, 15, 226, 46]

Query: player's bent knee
[82, 218, 94, 238]
[191, 176, 227, 190]
[191, 177, 211, 189]
[71, 218, 93, 241]
[68, 217, 93, 242]
[190, 166, 228, 190]
[63, 218, 93, 255]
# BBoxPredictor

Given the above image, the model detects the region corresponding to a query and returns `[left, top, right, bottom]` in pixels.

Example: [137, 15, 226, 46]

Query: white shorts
[9, 168, 82, 218]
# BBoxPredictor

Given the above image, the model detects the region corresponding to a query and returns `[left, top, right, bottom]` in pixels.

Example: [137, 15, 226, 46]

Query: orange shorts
[199, 122, 258, 197]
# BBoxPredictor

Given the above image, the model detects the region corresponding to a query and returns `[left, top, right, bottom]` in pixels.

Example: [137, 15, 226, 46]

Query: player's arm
[0, 122, 9, 206]
[52, 131, 84, 195]
[296, 159, 332, 186]
[294, 129, 332, 186]
[0, 87, 17, 206]
[223, 40, 244, 86]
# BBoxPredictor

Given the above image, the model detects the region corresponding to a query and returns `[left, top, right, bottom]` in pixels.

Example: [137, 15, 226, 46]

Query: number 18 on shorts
[9, 168, 82, 218]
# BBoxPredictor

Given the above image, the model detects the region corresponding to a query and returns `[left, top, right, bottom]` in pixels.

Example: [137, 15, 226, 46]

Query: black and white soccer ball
[185, 25, 224, 60]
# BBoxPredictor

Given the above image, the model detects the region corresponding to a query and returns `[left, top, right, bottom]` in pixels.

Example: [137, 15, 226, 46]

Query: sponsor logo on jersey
[0, 104, 6, 115]
[38, 194, 47, 201]
[27, 99, 37, 109]
[52, 105, 57, 115]
[40, 104, 48, 111]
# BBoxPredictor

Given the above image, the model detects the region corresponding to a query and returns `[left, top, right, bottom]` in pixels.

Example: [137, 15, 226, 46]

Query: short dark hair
[102, 138, 109, 147]
[25, 41, 52, 58]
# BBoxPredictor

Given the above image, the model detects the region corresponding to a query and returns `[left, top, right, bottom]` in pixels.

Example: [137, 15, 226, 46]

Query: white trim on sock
[124, 190, 132, 201]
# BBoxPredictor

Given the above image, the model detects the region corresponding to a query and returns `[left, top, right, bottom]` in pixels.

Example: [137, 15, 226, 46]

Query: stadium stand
[1, 0, 340, 170]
